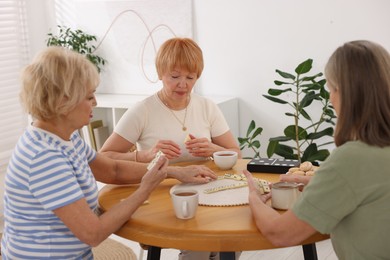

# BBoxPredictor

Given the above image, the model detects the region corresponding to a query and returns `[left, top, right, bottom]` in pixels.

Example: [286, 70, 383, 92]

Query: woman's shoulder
[327, 141, 390, 168]
[15, 127, 65, 161]
[334, 141, 388, 154]
[330, 141, 364, 160]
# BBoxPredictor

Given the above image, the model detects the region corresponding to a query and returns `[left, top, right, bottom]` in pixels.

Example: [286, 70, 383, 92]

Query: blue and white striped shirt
[2, 126, 98, 259]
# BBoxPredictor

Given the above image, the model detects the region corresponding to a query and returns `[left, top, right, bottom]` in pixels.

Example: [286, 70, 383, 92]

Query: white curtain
[53, 0, 77, 27]
[0, 0, 30, 231]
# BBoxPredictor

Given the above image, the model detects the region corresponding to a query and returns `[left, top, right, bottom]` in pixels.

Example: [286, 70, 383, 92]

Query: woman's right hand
[147, 140, 181, 160]
[279, 174, 312, 191]
[243, 170, 272, 204]
[139, 155, 169, 193]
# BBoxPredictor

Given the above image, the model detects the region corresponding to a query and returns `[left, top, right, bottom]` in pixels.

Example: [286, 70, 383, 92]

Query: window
[0, 0, 30, 228]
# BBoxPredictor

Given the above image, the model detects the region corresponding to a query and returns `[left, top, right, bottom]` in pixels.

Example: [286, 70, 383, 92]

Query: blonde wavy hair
[155, 37, 204, 79]
[20, 46, 100, 121]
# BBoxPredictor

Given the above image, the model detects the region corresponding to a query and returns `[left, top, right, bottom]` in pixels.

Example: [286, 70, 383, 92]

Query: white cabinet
[91, 93, 240, 138]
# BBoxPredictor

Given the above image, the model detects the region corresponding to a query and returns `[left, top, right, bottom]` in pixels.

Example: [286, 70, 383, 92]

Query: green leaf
[300, 83, 317, 89]
[306, 127, 334, 139]
[301, 83, 323, 92]
[311, 82, 324, 91]
[263, 95, 289, 104]
[300, 108, 311, 120]
[275, 144, 296, 159]
[284, 125, 307, 140]
[274, 80, 291, 86]
[320, 87, 330, 99]
[295, 59, 313, 75]
[269, 136, 292, 142]
[238, 137, 248, 143]
[285, 112, 296, 117]
[249, 140, 261, 149]
[317, 141, 335, 147]
[324, 108, 336, 118]
[276, 69, 296, 80]
[317, 78, 327, 86]
[301, 143, 318, 162]
[246, 120, 256, 137]
[267, 140, 278, 157]
[252, 127, 263, 139]
[300, 72, 323, 82]
[303, 143, 318, 154]
[300, 91, 317, 108]
[303, 149, 330, 163]
[268, 88, 292, 96]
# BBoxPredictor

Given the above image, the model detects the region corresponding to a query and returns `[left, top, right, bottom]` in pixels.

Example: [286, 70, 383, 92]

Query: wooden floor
[111, 234, 338, 260]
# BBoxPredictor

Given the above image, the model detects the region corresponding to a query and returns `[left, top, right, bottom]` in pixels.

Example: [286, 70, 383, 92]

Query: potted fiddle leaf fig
[46, 25, 106, 72]
[264, 58, 336, 163]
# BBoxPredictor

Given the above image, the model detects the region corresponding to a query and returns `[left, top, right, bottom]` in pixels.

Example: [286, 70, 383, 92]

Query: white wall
[192, 0, 390, 157]
[26, 0, 390, 157]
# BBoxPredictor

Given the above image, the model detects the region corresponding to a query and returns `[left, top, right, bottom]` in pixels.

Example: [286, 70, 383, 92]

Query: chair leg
[302, 243, 318, 260]
[146, 246, 161, 260]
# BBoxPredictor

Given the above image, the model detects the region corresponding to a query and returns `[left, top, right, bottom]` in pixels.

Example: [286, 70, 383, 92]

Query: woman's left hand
[185, 134, 216, 158]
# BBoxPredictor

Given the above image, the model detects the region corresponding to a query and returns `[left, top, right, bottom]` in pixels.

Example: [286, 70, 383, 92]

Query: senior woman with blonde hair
[0, 46, 211, 259]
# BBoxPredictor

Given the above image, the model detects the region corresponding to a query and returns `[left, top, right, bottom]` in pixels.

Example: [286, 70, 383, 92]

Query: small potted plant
[46, 25, 106, 72]
[238, 120, 263, 159]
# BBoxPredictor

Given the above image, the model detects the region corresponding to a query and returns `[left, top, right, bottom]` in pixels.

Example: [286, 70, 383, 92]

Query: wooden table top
[98, 159, 329, 252]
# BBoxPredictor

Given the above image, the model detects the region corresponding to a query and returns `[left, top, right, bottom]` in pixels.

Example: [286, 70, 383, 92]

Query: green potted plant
[264, 58, 336, 163]
[238, 59, 336, 163]
[238, 120, 263, 159]
[46, 25, 106, 72]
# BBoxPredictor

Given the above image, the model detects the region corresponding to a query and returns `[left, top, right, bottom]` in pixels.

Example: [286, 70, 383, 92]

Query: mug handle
[182, 201, 189, 218]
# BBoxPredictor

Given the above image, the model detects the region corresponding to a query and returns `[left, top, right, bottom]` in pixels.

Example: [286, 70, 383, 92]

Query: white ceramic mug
[213, 151, 238, 170]
[271, 182, 302, 210]
[170, 189, 199, 219]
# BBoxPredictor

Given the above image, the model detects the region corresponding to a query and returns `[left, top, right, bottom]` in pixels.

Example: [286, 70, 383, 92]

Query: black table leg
[302, 243, 318, 260]
[220, 252, 236, 260]
[147, 246, 161, 260]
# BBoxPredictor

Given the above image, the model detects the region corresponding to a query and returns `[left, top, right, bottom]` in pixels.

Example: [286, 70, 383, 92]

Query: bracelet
[134, 150, 138, 162]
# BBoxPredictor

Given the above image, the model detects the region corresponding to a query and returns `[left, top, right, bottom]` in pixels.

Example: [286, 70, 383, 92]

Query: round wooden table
[98, 159, 329, 259]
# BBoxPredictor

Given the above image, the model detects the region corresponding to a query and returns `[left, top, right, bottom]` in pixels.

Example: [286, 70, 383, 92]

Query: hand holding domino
[147, 150, 165, 170]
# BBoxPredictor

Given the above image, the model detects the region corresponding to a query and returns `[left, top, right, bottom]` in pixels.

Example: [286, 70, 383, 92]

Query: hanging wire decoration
[92, 9, 177, 84]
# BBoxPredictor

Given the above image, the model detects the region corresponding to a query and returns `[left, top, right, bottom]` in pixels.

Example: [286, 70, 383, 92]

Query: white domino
[204, 173, 270, 194]
[147, 150, 164, 170]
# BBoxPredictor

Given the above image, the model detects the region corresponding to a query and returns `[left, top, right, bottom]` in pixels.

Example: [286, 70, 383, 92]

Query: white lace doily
[170, 179, 249, 207]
